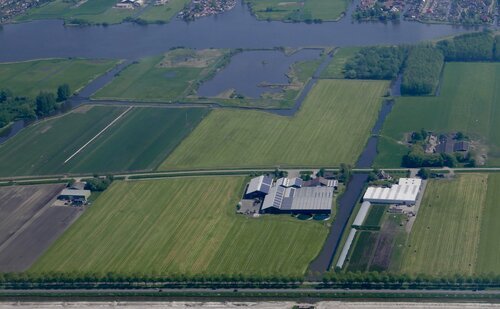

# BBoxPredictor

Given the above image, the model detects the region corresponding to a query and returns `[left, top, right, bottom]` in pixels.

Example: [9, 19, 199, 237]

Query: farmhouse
[363, 178, 422, 205]
[58, 188, 91, 205]
[244, 175, 273, 198]
[260, 177, 334, 214]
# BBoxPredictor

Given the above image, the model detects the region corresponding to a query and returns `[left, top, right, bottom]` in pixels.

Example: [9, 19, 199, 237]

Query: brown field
[0, 184, 83, 272]
[0, 184, 65, 245]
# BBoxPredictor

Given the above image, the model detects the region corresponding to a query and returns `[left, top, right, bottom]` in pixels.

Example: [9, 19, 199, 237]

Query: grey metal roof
[246, 175, 272, 195]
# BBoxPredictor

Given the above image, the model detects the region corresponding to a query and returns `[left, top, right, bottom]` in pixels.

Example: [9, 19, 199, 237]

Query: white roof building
[363, 178, 422, 205]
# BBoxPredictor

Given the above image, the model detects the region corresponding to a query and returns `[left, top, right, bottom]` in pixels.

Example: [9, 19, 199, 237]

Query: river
[0, 0, 476, 62]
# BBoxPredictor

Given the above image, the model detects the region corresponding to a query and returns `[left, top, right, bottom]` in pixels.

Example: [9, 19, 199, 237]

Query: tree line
[0, 84, 71, 129]
[344, 31, 499, 96]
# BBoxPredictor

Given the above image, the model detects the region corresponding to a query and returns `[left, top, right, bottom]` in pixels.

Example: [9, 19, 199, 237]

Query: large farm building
[244, 176, 336, 215]
[363, 178, 422, 205]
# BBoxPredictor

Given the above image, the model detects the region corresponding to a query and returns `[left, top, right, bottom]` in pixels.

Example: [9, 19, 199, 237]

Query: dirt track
[0, 184, 83, 272]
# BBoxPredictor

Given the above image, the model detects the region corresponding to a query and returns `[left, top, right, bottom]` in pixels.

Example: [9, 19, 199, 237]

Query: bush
[57, 84, 71, 102]
[85, 176, 113, 192]
[401, 46, 444, 95]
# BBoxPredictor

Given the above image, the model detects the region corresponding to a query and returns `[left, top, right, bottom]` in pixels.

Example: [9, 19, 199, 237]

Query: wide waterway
[0, 0, 478, 62]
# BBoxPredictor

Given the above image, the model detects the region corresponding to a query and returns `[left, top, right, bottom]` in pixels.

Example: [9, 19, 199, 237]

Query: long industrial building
[363, 178, 422, 205]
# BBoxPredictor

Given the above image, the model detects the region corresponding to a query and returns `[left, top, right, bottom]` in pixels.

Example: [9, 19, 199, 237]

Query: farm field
[401, 174, 488, 275]
[0, 106, 209, 176]
[0, 183, 82, 272]
[346, 211, 406, 272]
[31, 177, 329, 276]
[0, 184, 66, 246]
[245, 0, 349, 22]
[475, 173, 500, 274]
[320, 47, 361, 79]
[94, 49, 229, 102]
[16, 0, 136, 24]
[160, 79, 389, 170]
[0, 58, 119, 98]
[378, 62, 500, 167]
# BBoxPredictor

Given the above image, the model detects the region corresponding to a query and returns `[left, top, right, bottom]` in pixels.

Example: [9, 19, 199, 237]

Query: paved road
[1, 288, 499, 295]
[2, 167, 500, 184]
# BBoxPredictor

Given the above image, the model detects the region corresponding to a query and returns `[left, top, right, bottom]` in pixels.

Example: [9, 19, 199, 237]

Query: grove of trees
[401, 45, 444, 95]
[344, 46, 407, 80]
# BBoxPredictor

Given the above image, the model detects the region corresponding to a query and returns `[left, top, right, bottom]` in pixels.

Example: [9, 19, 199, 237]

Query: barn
[244, 175, 273, 199]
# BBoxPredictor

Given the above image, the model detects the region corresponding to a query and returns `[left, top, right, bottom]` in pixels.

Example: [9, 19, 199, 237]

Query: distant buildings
[244, 176, 336, 215]
[115, 0, 144, 9]
[363, 178, 422, 205]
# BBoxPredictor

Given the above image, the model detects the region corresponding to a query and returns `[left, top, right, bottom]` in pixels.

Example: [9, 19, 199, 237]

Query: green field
[346, 231, 378, 272]
[138, 0, 191, 22]
[401, 174, 488, 275]
[0, 106, 209, 176]
[16, 0, 188, 24]
[363, 205, 386, 227]
[377, 62, 500, 167]
[321, 47, 360, 79]
[475, 173, 500, 273]
[31, 177, 329, 276]
[16, 0, 136, 24]
[160, 79, 388, 170]
[245, 0, 349, 22]
[0, 58, 118, 98]
[94, 50, 229, 102]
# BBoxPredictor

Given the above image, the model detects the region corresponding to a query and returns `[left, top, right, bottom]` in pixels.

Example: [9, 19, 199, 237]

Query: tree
[417, 168, 430, 180]
[338, 163, 352, 183]
[35, 92, 57, 116]
[57, 84, 71, 102]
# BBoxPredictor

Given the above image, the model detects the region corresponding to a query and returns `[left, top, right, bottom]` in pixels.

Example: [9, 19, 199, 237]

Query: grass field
[378, 62, 500, 167]
[0, 58, 118, 98]
[475, 173, 500, 274]
[16, 0, 135, 24]
[94, 50, 229, 102]
[401, 174, 488, 275]
[346, 231, 377, 272]
[246, 0, 349, 22]
[0, 106, 209, 176]
[31, 177, 329, 276]
[321, 47, 360, 79]
[160, 79, 389, 170]
[363, 205, 386, 227]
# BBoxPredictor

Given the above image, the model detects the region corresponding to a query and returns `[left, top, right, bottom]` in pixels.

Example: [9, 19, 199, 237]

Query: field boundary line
[63, 107, 133, 164]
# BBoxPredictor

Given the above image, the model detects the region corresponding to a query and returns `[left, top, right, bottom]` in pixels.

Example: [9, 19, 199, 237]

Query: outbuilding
[58, 189, 91, 204]
[244, 175, 273, 199]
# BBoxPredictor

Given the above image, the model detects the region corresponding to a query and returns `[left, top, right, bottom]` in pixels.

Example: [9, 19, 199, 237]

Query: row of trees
[0, 84, 71, 129]
[401, 45, 444, 95]
[322, 271, 500, 288]
[0, 271, 303, 288]
[402, 145, 459, 168]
